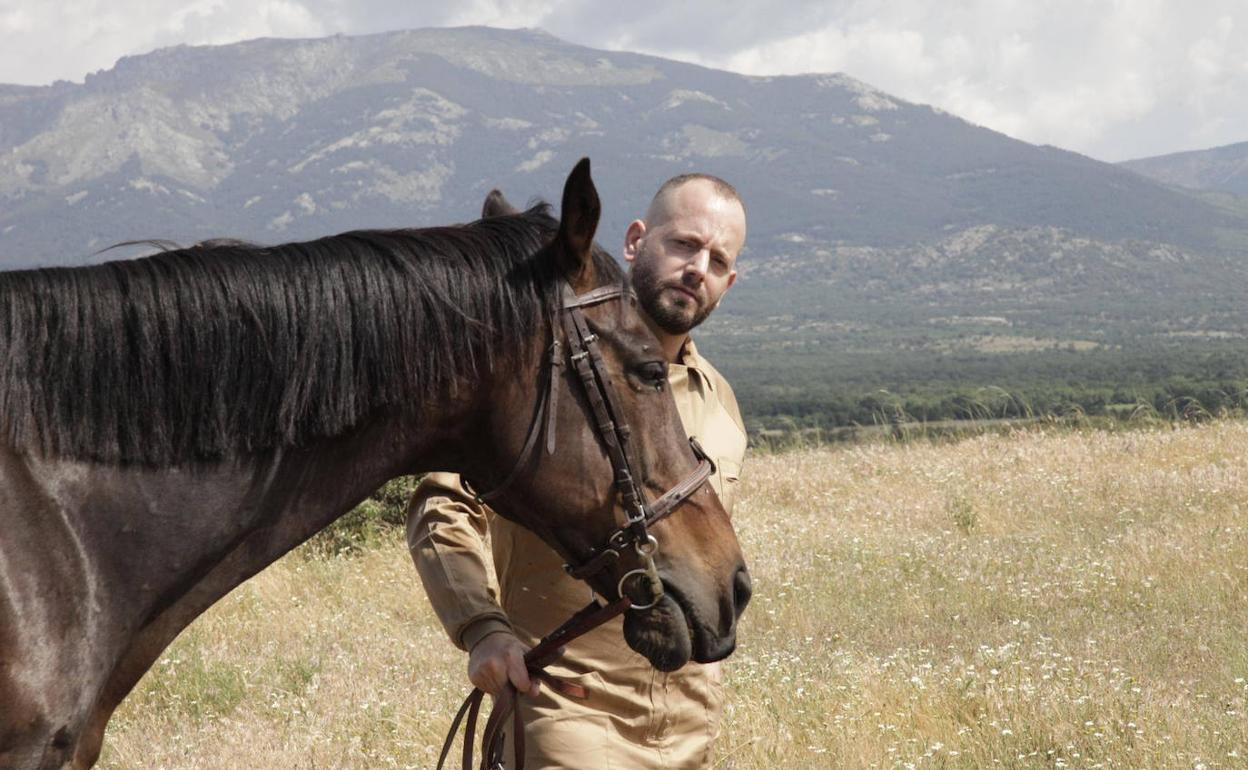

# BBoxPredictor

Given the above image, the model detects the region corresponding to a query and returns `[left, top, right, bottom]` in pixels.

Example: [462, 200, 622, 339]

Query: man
[408, 173, 748, 768]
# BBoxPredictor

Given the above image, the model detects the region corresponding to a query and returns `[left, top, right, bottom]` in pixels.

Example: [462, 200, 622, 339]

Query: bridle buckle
[617, 535, 663, 610]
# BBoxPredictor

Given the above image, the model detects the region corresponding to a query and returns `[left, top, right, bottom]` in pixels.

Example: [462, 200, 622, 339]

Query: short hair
[649, 173, 745, 217]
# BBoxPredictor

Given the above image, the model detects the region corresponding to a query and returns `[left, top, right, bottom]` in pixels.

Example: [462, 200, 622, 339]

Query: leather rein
[442, 280, 715, 770]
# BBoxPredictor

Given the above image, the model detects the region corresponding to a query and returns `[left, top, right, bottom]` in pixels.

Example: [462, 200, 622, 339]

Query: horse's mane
[0, 204, 623, 466]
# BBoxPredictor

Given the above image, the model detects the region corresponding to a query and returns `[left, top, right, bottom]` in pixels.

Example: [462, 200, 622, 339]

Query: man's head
[623, 174, 746, 354]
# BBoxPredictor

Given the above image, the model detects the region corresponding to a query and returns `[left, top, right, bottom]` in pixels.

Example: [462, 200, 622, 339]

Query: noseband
[444, 281, 716, 770]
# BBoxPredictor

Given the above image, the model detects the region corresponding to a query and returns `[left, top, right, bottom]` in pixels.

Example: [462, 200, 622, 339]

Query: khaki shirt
[408, 339, 747, 768]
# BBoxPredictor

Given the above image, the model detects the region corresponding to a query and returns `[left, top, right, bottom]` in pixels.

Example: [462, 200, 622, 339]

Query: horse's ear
[554, 157, 600, 290]
[482, 189, 519, 218]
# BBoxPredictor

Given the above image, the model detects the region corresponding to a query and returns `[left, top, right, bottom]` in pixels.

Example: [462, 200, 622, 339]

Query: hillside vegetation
[98, 422, 1247, 769]
[1122, 141, 1248, 197]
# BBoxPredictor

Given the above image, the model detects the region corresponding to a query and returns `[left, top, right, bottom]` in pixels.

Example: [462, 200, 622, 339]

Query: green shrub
[303, 475, 422, 557]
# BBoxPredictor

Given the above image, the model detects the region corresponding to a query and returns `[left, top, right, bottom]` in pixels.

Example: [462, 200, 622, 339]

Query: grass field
[99, 422, 1248, 769]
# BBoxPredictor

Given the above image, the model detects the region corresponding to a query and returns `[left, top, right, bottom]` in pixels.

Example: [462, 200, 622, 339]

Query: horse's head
[474, 159, 750, 671]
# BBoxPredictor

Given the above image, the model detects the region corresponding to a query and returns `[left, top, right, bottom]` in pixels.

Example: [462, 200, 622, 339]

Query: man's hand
[468, 632, 539, 699]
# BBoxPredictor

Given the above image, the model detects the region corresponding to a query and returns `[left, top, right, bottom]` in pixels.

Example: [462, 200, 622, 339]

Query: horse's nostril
[733, 566, 752, 616]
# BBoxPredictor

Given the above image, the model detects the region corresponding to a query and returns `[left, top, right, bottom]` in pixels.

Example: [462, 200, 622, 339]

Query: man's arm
[406, 472, 538, 697]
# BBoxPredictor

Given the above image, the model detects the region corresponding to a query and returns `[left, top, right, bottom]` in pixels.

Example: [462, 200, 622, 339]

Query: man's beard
[631, 258, 714, 336]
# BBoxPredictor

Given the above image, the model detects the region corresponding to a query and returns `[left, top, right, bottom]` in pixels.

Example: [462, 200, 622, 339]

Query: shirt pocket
[715, 456, 742, 516]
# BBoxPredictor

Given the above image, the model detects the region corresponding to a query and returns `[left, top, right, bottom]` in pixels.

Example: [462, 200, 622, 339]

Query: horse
[0, 159, 751, 770]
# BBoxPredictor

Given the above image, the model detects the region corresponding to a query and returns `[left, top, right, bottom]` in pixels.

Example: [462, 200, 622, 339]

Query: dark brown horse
[0, 160, 749, 770]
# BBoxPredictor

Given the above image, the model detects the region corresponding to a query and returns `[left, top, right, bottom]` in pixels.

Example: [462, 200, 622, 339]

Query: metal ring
[617, 568, 662, 611]
[634, 534, 659, 557]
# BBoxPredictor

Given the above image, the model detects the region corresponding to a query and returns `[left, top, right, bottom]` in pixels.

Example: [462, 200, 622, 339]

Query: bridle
[468, 279, 715, 610]
[443, 280, 716, 770]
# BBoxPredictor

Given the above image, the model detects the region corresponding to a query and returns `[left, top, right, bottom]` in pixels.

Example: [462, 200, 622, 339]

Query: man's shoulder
[697, 355, 736, 399]
[685, 342, 744, 430]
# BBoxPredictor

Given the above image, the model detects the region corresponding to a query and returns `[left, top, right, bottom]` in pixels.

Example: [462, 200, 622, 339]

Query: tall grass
[99, 422, 1248, 769]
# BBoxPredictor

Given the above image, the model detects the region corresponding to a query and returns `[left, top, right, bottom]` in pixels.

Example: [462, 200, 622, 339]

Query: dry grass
[100, 423, 1248, 769]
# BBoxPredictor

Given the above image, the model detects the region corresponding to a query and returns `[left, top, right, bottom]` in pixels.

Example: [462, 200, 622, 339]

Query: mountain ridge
[5, 27, 1248, 426]
[1120, 139, 1248, 197]
[2, 26, 1240, 267]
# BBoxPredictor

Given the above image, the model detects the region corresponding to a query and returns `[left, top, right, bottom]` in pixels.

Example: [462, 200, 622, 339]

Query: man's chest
[670, 371, 746, 514]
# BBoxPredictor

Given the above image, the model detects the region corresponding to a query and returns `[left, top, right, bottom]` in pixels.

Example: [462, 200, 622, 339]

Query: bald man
[408, 174, 749, 769]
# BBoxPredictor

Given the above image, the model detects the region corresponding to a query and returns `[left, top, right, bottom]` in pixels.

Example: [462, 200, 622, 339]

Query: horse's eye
[639, 361, 668, 390]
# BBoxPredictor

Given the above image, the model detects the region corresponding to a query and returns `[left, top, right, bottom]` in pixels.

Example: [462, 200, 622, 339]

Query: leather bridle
[444, 280, 717, 770]
[468, 280, 715, 608]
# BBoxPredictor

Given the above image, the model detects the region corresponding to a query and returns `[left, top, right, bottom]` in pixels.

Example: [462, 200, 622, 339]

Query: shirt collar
[674, 337, 715, 392]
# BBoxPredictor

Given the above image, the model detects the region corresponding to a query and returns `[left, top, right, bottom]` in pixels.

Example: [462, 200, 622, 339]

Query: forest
[702, 336, 1248, 437]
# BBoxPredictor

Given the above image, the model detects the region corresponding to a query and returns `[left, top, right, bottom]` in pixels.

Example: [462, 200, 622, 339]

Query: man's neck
[641, 315, 688, 363]
[660, 334, 687, 364]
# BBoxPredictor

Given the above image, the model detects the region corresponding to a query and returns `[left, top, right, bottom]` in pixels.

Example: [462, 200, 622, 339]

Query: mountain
[1121, 141, 1248, 197]
[4, 27, 1248, 427]
[2, 26, 1241, 265]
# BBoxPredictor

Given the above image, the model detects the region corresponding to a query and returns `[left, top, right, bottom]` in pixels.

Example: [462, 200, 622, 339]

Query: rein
[436, 596, 629, 770]
[444, 281, 715, 770]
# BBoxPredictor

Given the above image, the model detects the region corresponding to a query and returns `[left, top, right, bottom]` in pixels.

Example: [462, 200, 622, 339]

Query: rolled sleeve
[406, 472, 514, 650]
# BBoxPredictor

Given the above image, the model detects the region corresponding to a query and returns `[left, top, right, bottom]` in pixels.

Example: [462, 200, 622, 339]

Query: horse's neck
[0, 415, 465, 734]
[198, 414, 454, 552]
[4, 415, 450, 625]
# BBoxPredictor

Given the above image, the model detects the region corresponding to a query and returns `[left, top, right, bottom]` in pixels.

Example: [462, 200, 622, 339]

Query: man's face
[624, 180, 745, 336]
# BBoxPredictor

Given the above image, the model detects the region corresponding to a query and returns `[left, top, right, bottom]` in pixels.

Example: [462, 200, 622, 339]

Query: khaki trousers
[501, 661, 724, 769]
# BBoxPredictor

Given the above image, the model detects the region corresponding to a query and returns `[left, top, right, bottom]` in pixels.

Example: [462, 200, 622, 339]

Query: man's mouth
[667, 285, 699, 303]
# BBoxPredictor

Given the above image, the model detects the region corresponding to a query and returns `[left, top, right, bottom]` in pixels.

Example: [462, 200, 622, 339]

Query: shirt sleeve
[406, 471, 516, 651]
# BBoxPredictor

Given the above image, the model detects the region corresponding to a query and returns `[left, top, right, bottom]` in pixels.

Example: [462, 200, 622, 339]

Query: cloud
[0, 0, 330, 85]
[652, 0, 1248, 160]
[1, 0, 1245, 160]
[440, 0, 557, 29]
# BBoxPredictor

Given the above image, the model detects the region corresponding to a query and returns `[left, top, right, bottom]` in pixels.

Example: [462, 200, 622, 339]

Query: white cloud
[662, 0, 1248, 160]
[0, 0, 328, 85]
[441, 0, 556, 29]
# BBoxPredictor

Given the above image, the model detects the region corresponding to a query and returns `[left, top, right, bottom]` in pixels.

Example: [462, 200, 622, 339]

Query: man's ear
[623, 219, 646, 265]
[482, 189, 519, 218]
[553, 157, 600, 291]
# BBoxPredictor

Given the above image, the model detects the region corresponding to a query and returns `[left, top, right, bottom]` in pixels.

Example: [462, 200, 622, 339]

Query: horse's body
[0, 161, 749, 770]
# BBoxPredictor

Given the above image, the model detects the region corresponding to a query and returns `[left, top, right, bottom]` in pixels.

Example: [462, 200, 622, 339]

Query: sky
[0, 0, 1245, 162]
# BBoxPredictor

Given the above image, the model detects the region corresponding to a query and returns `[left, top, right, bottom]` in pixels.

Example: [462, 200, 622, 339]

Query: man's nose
[684, 251, 710, 283]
